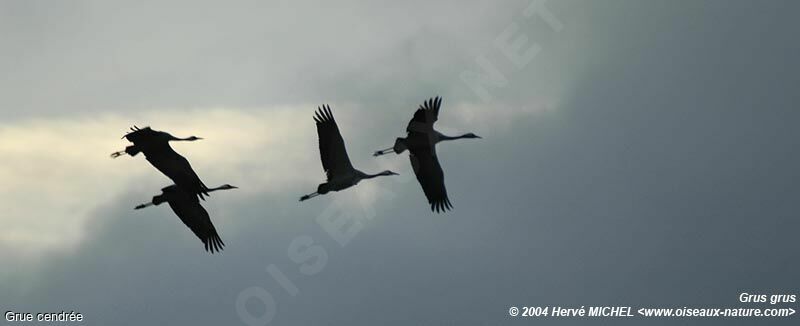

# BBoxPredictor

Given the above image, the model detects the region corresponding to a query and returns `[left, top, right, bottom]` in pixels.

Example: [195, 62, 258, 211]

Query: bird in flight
[111, 126, 211, 199]
[300, 105, 399, 201]
[373, 96, 480, 212]
[135, 184, 237, 253]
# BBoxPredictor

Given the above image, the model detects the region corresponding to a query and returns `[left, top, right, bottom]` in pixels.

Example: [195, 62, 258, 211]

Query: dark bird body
[300, 105, 398, 201]
[373, 97, 481, 213]
[135, 184, 237, 253]
[112, 126, 210, 199]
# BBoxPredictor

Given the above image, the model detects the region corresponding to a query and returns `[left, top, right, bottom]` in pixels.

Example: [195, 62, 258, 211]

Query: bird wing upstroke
[314, 105, 354, 180]
[407, 96, 442, 133]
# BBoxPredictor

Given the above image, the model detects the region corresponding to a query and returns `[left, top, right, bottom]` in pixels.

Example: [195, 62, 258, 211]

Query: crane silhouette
[300, 105, 399, 201]
[135, 184, 237, 253]
[373, 96, 480, 212]
[111, 126, 211, 199]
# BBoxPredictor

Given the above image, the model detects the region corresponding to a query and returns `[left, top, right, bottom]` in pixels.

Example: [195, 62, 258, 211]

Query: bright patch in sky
[0, 107, 323, 257]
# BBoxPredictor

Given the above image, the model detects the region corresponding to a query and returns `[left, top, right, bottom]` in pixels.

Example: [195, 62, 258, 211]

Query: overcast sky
[1, 1, 799, 325]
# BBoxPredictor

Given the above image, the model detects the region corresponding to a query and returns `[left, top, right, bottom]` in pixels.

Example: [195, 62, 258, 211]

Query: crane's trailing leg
[111, 145, 141, 159]
[373, 147, 394, 157]
[374, 138, 408, 157]
[134, 202, 156, 210]
[299, 192, 320, 202]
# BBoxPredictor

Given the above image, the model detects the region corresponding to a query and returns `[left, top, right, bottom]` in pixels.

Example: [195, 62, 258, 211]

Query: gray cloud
[0, 0, 536, 120]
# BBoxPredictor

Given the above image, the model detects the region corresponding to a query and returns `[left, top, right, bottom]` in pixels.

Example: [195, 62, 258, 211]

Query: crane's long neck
[361, 171, 395, 180]
[171, 137, 197, 142]
[362, 173, 384, 180]
[207, 185, 236, 193]
[439, 133, 472, 142]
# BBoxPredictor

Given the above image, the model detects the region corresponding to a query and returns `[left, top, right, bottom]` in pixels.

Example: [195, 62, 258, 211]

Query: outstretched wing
[147, 149, 210, 199]
[407, 96, 442, 133]
[408, 144, 452, 213]
[167, 191, 225, 253]
[314, 105, 354, 180]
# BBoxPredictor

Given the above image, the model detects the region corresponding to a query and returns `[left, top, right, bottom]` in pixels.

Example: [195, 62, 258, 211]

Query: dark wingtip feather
[314, 107, 324, 123]
[314, 105, 335, 123]
[429, 199, 453, 214]
[216, 236, 225, 253]
[208, 235, 224, 254]
[324, 104, 333, 120]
